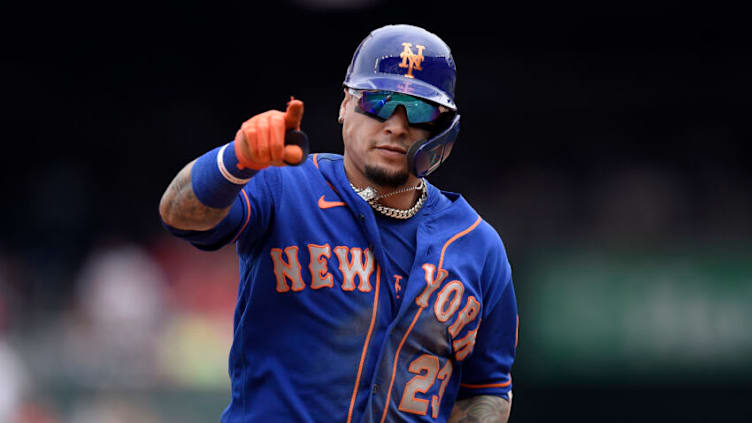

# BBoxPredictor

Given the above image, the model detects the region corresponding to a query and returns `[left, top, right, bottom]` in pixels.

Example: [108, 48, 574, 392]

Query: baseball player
[159, 24, 518, 422]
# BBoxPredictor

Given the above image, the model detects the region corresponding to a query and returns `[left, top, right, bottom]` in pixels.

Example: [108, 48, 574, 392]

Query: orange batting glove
[234, 97, 305, 170]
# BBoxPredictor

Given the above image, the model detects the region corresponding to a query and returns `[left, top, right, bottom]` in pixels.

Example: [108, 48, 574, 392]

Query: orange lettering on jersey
[434, 280, 464, 322]
[394, 275, 403, 298]
[415, 263, 448, 308]
[448, 296, 480, 338]
[270, 246, 305, 292]
[452, 326, 478, 361]
[334, 246, 374, 292]
[308, 243, 333, 289]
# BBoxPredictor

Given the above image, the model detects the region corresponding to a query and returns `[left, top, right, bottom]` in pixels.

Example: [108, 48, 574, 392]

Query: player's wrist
[218, 142, 258, 181]
[191, 141, 258, 208]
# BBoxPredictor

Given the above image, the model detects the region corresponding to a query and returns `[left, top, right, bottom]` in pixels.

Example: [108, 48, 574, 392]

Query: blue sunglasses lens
[358, 91, 442, 124]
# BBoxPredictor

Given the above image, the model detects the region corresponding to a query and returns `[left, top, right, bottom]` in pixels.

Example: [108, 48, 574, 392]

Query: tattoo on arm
[159, 160, 233, 230]
[448, 394, 512, 423]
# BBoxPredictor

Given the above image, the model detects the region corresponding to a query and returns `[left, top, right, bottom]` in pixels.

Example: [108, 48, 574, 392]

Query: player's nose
[383, 105, 410, 137]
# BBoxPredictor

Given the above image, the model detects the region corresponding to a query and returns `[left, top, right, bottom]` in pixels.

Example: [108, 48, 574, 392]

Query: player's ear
[338, 88, 351, 124]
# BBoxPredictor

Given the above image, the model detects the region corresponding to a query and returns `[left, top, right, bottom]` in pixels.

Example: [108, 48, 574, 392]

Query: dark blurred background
[1, 1, 750, 421]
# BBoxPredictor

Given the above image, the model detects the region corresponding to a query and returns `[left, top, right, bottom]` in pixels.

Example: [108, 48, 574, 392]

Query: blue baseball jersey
[168, 153, 518, 423]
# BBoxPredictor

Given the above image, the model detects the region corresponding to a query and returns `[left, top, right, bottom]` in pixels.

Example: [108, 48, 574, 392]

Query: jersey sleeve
[162, 167, 280, 251]
[457, 244, 518, 401]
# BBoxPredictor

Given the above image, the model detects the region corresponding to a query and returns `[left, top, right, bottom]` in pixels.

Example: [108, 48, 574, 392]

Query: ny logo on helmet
[399, 42, 425, 79]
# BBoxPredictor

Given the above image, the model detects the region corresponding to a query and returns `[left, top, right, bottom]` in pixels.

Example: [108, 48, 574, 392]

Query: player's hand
[234, 98, 305, 170]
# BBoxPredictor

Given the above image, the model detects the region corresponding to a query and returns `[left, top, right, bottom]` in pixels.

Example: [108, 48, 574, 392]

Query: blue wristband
[191, 141, 257, 208]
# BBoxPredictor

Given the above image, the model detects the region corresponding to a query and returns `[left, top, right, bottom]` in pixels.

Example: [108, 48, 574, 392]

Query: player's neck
[345, 164, 423, 210]
[373, 179, 423, 210]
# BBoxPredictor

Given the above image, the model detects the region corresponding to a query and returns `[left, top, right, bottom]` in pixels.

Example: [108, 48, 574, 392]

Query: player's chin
[364, 163, 410, 188]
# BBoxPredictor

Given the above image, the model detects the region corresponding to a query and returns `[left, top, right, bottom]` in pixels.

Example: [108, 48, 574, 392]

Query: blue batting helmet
[343, 24, 460, 177]
[344, 24, 457, 110]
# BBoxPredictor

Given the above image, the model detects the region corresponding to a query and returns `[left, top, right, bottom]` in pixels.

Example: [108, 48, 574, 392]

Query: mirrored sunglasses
[348, 88, 449, 124]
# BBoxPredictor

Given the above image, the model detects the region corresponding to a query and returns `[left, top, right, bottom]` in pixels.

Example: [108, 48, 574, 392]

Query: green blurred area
[516, 245, 752, 386]
[38, 387, 230, 422]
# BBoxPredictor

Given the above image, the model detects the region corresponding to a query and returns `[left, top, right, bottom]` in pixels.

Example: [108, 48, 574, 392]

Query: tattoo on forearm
[159, 160, 232, 230]
[448, 395, 511, 423]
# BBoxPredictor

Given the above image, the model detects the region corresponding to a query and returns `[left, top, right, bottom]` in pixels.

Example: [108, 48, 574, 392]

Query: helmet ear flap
[406, 137, 423, 169]
[406, 114, 461, 177]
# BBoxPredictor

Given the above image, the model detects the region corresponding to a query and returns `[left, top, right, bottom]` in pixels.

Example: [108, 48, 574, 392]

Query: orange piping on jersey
[515, 314, 519, 349]
[379, 307, 424, 423]
[312, 153, 340, 194]
[231, 189, 252, 243]
[438, 216, 482, 270]
[346, 265, 381, 423]
[379, 215, 482, 422]
[460, 377, 512, 389]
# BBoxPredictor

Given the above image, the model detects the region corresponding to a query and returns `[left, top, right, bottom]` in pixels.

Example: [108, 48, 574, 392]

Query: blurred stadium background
[1, 1, 750, 421]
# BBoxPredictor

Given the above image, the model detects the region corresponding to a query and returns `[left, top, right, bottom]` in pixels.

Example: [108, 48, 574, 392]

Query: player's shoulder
[312, 152, 343, 164]
[267, 152, 340, 181]
[276, 153, 342, 176]
[438, 191, 510, 266]
[435, 190, 504, 243]
[472, 217, 508, 263]
[430, 192, 512, 292]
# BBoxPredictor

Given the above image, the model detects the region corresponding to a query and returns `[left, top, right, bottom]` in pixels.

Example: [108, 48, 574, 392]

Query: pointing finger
[284, 97, 304, 130]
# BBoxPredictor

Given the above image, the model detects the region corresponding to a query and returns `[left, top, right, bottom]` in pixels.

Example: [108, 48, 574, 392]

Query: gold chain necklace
[350, 179, 428, 219]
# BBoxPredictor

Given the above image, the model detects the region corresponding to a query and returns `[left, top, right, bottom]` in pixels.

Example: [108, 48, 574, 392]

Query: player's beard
[364, 164, 410, 188]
